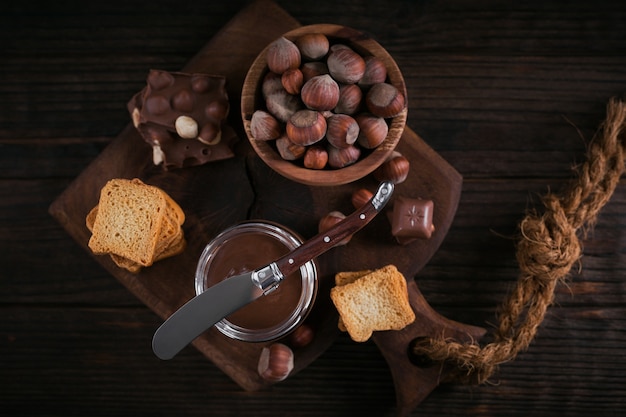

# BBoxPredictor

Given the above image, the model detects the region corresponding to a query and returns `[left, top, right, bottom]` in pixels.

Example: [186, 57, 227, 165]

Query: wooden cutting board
[49, 0, 484, 410]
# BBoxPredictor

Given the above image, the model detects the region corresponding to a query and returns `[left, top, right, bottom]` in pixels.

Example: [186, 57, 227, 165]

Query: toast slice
[87, 198, 185, 253]
[334, 270, 372, 332]
[330, 265, 415, 342]
[109, 227, 186, 273]
[335, 270, 372, 286]
[87, 178, 185, 268]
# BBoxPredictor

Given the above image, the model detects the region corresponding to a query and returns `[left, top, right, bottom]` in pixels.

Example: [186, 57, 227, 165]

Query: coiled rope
[413, 97, 626, 384]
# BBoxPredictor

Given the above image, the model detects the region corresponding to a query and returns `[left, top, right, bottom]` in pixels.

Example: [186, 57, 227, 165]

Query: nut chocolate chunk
[390, 196, 434, 245]
[128, 69, 236, 170]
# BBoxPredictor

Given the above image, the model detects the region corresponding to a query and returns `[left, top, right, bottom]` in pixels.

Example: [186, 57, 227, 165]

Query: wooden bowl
[241, 24, 408, 186]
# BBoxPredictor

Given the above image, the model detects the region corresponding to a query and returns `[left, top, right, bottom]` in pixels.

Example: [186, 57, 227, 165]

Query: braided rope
[413, 97, 626, 384]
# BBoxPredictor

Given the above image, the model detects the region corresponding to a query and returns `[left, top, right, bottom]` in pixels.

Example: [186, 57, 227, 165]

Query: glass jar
[195, 221, 318, 342]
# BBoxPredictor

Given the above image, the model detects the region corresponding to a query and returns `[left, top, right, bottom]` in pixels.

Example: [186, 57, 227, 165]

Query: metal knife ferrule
[371, 181, 394, 210]
[251, 262, 284, 295]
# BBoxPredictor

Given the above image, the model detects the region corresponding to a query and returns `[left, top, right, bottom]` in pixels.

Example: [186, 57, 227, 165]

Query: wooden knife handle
[274, 181, 394, 278]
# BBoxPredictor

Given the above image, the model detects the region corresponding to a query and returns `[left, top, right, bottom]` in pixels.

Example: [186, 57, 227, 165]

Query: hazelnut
[175, 115, 198, 139]
[190, 74, 212, 93]
[289, 324, 315, 348]
[205, 99, 229, 121]
[265, 90, 303, 123]
[334, 83, 363, 115]
[301, 61, 329, 82]
[365, 82, 406, 118]
[147, 69, 174, 90]
[303, 145, 328, 169]
[300, 74, 340, 111]
[327, 44, 366, 84]
[197, 122, 221, 145]
[355, 113, 388, 149]
[262, 71, 285, 98]
[358, 56, 388, 89]
[318, 211, 351, 245]
[250, 110, 281, 141]
[152, 144, 165, 165]
[281, 68, 304, 95]
[351, 188, 374, 209]
[145, 95, 169, 115]
[286, 109, 327, 146]
[327, 144, 361, 168]
[326, 114, 359, 149]
[131, 107, 141, 128]
[276, 134, 306, 160]
[172, 89, 194, 113]
[257, 343, 294, 382]
[373, 152, 410, 184]
[295, 33, 330, 61]
[266, 37, 301, 74]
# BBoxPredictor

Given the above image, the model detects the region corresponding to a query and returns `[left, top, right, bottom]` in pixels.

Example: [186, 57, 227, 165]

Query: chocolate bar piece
[128, 69, 236, 170]
[390, 196, 435, 245]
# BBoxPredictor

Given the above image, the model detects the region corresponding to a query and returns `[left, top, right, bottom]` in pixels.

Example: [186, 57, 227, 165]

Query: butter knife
[152, 181, 394, 360]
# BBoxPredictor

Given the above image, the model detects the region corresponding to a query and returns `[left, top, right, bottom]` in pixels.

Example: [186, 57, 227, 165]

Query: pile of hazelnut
[249, 33, 406, 170]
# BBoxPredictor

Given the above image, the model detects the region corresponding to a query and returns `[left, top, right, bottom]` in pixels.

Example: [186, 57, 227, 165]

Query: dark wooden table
[2, 1, 625, 416]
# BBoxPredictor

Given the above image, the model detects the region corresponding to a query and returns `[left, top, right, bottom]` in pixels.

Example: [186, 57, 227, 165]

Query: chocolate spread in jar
[204, 232, 303, 330]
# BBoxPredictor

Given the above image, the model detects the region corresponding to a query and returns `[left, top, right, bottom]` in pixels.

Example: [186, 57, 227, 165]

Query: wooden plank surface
[2, 0, 625, 416]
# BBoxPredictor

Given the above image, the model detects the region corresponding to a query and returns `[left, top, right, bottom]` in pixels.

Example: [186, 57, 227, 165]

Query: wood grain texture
[2, 0, 625, 416]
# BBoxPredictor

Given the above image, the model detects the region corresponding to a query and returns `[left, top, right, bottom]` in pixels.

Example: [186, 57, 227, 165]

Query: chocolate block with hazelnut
[128, 69, 236, 170]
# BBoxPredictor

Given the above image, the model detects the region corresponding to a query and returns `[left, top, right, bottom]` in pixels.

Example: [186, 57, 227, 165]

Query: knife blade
[152, 181, 394, 360]
[152, 271, 261, 360]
